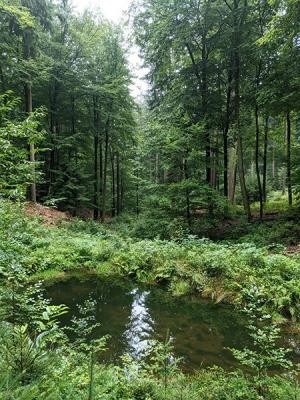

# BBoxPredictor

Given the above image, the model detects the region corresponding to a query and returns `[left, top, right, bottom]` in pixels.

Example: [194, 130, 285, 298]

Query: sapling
[68, 298, 109, 400]
[230, 285, 293, 397]
[144, 331, 182, 399]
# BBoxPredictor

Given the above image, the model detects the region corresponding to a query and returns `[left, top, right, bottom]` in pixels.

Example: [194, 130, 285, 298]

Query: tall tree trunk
[25, 84, 36, 203]
[155, 153, 159, 183]
[93, 98, 99, 220]
[202, 37, 211, 186]
[237, 134, 251, 220]
[286, 112, 292, 206]
[120, 174, 124, 212]
[223, 69, 232, 197]
[255, 105, 263, 220]
[183, 156, 191, 227]
[186, 41, 210, 186]
[262, 116, 268, 203]
[116, 152, 120, 215]
[281, 167, 286, 195]
[223, 127, 229, 197]
[48, 80, 59, 195]
[101, 118, 110, 222]
[231, 0, 251, 220]
[99, 140, 103, 218]
[228, 148, 237, 202]
[272, 145, 276, 185]
[111, 150, 116, 218]
[136, 168, 140, 216]
[23, 29, 36, 203]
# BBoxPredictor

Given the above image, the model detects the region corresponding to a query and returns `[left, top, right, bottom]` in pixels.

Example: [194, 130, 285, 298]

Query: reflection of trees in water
[144, 291, 248, 370]
[47, 278, 251, 371]
[123, 288, 154, 358]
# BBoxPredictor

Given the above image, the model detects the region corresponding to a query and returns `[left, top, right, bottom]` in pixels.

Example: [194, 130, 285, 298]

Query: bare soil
[25, 202, 70, 226]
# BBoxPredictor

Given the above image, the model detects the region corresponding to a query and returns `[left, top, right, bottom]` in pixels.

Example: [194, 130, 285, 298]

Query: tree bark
[101, 117, 110, 222]
[262, 116, 268, 203]
[116, 152, 120, 215]
[228, 147, 237, 202]
[286, 112, 292, 206]
[23, 29, 36, 203]
[272, 145, 276, 185]
[231, 0, 251, 220]
[111, 150, 116, 217]
[223, 86, 230, 197]
[93, 97, 99, 220]
[255, 105, 263, 219]
[183, 156, 191, 227]
[186, 41, 210, 186]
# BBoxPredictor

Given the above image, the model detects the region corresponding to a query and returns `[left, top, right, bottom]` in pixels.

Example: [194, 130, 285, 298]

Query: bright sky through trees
[72, 0, 148, 99]
[72, 0, 130, 23]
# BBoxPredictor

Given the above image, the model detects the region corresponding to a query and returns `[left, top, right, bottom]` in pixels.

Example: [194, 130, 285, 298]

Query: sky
[71, 0, 148, 99]
[72, 0, 131, 23]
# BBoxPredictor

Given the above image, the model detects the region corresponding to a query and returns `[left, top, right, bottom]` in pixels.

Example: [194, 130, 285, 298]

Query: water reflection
[124, 289, 154, 358]
[45, 277, 299, 371]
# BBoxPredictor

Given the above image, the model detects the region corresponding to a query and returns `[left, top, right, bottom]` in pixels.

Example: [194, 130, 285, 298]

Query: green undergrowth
[1, 200, 299, 323]
[1, 361, 298, 400]
[1, 199, 300, 399]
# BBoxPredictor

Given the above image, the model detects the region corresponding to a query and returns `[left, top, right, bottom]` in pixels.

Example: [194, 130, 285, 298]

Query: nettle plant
[230, 285, 293, 397]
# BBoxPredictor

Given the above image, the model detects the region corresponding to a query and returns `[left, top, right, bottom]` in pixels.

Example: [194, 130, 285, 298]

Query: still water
[46, 276, 299, 372]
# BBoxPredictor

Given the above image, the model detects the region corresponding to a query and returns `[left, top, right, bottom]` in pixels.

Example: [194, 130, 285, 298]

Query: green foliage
[230, 286, 293, 396]
[0, 93, 45, 199]
[1, 201, 300, 325]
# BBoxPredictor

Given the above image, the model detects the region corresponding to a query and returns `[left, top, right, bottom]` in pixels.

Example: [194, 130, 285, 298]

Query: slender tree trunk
[228, 148, 237, 203]
[136, 169, 139, 216]
[101, 118, 110, 222]
[23, 29, 36, 202]
[186, 41, 210, 187]
[255, 105, 263, 219]
[232, 0, 251, 221]
[93, 98, 99, 220]
[286, 112, 292, 206]
[262, 116, 268, 203]
[250, 154, 255, 178]
[223, 69, 232, 197]
[155, 153, 159, 183]
[99, 140, 103, 218]
[282, 167, 286, 195]
[111, 150, 116, 217]
[237, 134, 251, 220]
[116, 152, 120, 215]
[183, 157, 191, 227]
[120, 174, 124, 212]
[272, 145, 276, 185]
[25, 82, 36, 202]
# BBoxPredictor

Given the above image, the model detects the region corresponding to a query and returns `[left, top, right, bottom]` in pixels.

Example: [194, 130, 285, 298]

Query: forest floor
[25, 202, 70, 225]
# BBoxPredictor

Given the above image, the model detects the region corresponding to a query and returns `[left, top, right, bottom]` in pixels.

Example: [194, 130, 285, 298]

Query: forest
[0, 0, 299, 399]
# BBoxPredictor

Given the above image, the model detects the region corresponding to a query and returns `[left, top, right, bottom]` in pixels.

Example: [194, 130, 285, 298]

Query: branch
[185, 43, 201, 84]
[223, 0, 233, 11]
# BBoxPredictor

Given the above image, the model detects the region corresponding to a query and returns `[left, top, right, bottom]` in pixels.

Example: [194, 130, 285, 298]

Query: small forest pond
[46, 276, 300, 372]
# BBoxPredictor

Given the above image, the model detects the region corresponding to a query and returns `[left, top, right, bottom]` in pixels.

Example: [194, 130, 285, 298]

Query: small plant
[68, 298, 109, 400]
[144, 332, 182, 399]
[230, 285, 293, 397]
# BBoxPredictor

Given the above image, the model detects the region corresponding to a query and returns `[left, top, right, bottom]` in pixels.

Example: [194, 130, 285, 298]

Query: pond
[46, 276, 300, 372]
